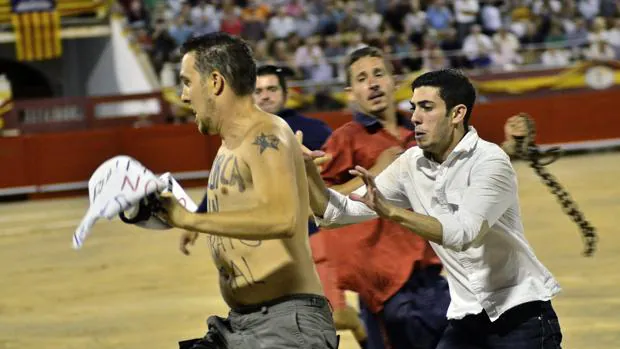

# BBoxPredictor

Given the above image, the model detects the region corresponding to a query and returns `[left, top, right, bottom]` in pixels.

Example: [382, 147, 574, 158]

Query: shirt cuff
[314, 189, 346, 227]
[435, 210, 464, 251]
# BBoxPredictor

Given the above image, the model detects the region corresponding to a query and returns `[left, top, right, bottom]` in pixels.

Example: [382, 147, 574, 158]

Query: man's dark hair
[411, 69, 476, 128]
[345, 46, 393, 86]
[256, 65, 295, 96]
[181, 33, 256, 96]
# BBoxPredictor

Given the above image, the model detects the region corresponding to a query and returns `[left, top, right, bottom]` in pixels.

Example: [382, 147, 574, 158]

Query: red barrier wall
[471, 88, 620, 145]
[1, 88, 619, 193]
[0, 137, 30, 188]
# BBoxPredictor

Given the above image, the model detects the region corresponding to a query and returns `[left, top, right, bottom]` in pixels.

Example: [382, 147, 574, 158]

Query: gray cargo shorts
[179, 294, 339, 349]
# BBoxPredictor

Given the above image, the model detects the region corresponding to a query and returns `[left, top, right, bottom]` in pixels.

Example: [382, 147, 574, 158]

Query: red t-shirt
[311, 112, 441, 314]
[220, 16, 243, 36]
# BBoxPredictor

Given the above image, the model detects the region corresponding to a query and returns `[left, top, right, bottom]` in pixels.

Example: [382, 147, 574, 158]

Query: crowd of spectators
[118, 0, 620, 83]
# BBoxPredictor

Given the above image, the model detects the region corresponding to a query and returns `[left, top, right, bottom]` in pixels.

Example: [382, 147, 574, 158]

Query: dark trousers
[437, 300, 563, 349]
[361, 265, 451, 349]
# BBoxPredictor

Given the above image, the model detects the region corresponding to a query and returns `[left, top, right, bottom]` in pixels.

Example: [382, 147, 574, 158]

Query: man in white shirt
[302, 69, 563, 349]
[454, 0, 480, 41]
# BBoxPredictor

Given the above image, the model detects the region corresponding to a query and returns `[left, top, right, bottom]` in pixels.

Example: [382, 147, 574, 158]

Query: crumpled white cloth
[73, 155, 197, 249]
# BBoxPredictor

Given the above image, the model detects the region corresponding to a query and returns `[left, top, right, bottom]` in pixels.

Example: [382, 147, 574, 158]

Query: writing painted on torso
[206, 151, 266, 291]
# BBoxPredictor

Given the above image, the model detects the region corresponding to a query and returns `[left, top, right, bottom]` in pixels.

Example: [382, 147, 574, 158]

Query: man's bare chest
[205, 151, 254, 213]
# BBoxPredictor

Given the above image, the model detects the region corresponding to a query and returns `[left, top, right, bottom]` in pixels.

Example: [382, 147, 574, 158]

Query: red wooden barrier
[1, 88, 619, 194]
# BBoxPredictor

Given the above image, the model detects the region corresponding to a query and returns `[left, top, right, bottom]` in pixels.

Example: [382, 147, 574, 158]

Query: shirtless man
[155, 33, 338, 349]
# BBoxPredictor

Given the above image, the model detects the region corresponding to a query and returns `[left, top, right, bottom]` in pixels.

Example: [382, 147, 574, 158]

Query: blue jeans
[437, 300, 563, 349]
[360, 265, 451, 349]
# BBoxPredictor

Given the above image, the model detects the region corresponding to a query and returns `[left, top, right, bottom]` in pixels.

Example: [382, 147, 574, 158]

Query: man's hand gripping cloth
[72, 155, 197, 249]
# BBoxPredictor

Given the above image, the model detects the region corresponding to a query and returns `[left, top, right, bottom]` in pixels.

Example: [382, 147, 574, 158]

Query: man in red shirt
[310, 46, 451, 349]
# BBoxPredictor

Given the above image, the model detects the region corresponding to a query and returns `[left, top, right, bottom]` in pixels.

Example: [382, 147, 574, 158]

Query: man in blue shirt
[253, 65, 332, 235]
[254, 65, 332, 151]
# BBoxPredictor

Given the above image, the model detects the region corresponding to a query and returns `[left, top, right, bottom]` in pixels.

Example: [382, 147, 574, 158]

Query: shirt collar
[423, 126, 479, 164]
[453, 126, 479, 154]
[353, 111, 415, 132]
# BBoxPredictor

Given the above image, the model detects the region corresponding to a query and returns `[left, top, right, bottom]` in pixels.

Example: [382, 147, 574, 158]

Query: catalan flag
[11, 0, 62, 61]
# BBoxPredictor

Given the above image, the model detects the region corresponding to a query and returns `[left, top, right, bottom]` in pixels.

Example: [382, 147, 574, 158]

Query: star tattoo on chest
[252, 133, 280, 154]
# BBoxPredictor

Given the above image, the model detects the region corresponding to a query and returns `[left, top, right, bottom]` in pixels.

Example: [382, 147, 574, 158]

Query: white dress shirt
[316, 127, 561, 321]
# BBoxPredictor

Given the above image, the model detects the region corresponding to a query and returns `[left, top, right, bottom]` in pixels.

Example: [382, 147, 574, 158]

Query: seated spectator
[558, 5, 577, 34]
[359, 3, 383, 33]
[480, 0, 502, 36]
[423, 47, 450, 70]
[540, 46, 572, 66]
[295, 8, 319, 39]
[440, 27, 468, 68]
[583, 39, 616, 60]
[219, 0, 243, 36]
[285, 0, 304, 17]
[491, 26, 522, 70]
[324, 35, 347, 79]
[317, 3, 340, 36]
[532, 0, 562, 16]
[463, 24, 494, 68]
[338, 3, 359, 33]
[588, 16, 610, 43]
[152, 1, 175, 23]
[168, 15, 192, 46]
[403, 2, 426, 46]
[606, 18, 620, 56]
[393, 33, 413, 55]
[294, 36, 333, 81]
[426, 0, 453, 32]
[267, 7, 296, 39]
[383, 0, 409, 33]
[454, 0, 480, 42]
[401, 44, 424, 72]
[150, 18, 177, 73]
[253, 39, 270, 61]
[578, 0, 601, 22]
[545, 22, 567, 44]
[241, 0, 270, 41]
[191, 0, 217, 28]
[126, 0, 150, 28]
[192, 15, 218, 36]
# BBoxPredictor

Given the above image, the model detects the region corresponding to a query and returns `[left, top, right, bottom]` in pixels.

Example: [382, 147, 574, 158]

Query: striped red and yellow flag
[11, 10, 62, 61]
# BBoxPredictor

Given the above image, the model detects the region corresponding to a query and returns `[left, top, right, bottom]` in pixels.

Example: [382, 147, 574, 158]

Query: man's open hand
[348, 166, 394, 218]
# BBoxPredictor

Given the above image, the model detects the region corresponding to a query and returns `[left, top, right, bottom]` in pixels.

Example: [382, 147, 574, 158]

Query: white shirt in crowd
[584, 41, 617, 60]
[541, 49, 572, 66]
[578, 0, 601, 20]
[480, 4, 502, 32]
[359, 11, 383, 33]
[191, 3, 219, 28]
[316, 127, 561, 321]
[491, 31, 522, 66]
[403, 10, 427, 34]
[267, 14, 296, 38]
[463, 32, 494, 60]
[531, 0, 562, 14]
[454, 0, 480, 24]
[606, 24, 620, 47]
